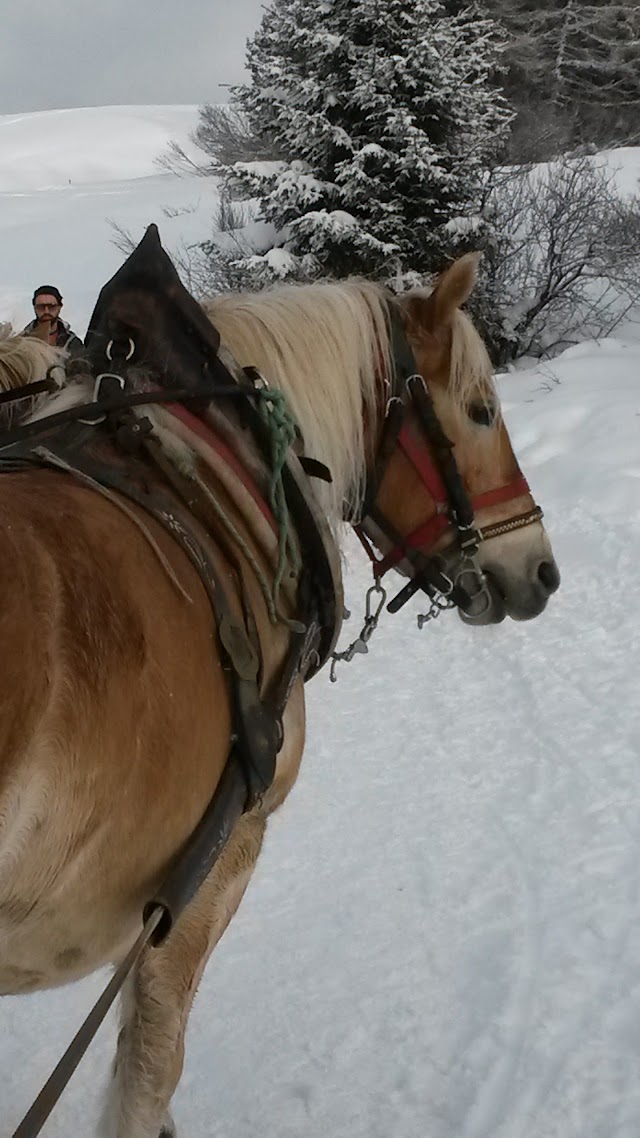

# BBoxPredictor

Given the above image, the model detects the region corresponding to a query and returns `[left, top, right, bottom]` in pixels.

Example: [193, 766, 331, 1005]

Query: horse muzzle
[458, 553, 561, 625]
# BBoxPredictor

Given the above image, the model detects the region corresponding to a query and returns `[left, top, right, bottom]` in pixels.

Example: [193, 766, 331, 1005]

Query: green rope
[254, 387, 301, 612]
[193, 384, 302, 626]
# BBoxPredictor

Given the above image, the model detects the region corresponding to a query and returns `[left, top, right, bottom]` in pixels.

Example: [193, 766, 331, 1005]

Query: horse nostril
[537, 560, 560, 595]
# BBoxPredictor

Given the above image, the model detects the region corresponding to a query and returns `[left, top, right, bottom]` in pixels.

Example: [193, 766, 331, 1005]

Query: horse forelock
[204, 280, 392, 523]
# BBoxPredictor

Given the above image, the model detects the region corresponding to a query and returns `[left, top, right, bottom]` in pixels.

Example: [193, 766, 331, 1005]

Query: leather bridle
[355, 310, 543, 619]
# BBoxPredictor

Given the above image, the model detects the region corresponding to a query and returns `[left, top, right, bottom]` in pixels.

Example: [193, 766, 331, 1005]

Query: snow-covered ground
[0, 106, 217, 334]
[2, 109, 640, 1138]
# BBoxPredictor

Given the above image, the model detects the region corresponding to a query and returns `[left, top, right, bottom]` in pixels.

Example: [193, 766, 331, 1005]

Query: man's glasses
[35, 302, 60, 312]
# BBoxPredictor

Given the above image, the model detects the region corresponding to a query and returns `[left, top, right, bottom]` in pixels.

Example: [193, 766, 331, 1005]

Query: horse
[0, 233, 559, 1138]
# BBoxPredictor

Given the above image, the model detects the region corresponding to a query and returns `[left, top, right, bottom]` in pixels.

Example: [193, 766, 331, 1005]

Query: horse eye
[468, 402, 496, 427]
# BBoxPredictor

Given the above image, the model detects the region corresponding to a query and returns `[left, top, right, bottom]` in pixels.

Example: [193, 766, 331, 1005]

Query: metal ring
[105, 337, 135, 362]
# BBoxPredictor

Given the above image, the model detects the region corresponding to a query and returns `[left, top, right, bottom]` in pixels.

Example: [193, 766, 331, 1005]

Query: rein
[0, 377, 266, 450]
[0, 375, 60, 406]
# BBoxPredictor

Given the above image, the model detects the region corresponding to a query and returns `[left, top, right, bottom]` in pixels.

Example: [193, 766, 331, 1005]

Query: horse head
[360, 254, 560, 624]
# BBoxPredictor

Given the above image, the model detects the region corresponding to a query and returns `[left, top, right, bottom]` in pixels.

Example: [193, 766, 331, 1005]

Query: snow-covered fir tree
[219, 0, 511, 288]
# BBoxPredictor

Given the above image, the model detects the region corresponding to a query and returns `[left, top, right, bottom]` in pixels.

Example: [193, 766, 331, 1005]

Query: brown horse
[0, 247, 558, 1138]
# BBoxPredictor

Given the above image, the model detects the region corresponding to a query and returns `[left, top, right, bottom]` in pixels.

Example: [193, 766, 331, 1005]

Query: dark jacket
[21, 318, 84, 356]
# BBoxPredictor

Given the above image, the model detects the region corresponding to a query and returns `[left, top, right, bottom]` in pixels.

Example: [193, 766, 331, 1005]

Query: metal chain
[329, 547, 492, 665]
[329, 581, 387, 682]
[416, 590, 456, 629]
[416, 550, 491, 627]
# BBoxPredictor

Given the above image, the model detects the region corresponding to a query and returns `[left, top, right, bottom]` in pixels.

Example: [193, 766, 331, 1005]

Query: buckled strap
[407, 375, 474, 528]
[357, 506, 471, 610]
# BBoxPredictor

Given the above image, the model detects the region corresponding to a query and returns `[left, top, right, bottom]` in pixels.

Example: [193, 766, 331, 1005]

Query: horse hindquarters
[0, 470, 307, 1133]
[0, 473, 234, 992]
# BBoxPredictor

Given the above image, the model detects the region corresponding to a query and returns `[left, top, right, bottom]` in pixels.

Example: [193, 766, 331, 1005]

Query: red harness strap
[471, 473, 530, 511]
[398, 421, 449, 506]
[165, 403, 278, 534]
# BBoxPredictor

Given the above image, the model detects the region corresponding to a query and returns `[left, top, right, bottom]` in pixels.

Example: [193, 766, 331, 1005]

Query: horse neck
[208, 283, 389, 526]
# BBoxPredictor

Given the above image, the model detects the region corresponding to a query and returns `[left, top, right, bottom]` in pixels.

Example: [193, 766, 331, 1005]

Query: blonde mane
[204, 280, 393, 521]
[0, 287, 496, 520]
[0, 323, 62, 388]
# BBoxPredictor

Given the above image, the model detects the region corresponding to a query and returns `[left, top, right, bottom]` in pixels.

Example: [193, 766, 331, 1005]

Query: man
[22, 285, 83, 354]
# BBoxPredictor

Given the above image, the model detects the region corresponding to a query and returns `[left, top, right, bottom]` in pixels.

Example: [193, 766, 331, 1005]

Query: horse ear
[431, 252, 482, 324]
[400, 252, 482, 339]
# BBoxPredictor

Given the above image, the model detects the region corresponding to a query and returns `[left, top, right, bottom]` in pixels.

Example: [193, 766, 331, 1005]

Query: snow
[0, 106, 204, 192]
[260, 247, 298, 275]
[3, 108, 640, 1138]
[0, 106, 218, 334]
[592, 146, 640, 198]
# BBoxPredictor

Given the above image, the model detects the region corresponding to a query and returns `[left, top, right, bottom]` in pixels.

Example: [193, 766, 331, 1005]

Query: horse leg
[98, 811, 266, 1138]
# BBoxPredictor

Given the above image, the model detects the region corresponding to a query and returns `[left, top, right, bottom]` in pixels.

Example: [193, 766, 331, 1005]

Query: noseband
[356, 311, 543, 619]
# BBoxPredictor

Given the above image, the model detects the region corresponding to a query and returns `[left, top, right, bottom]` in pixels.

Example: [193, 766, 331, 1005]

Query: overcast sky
[1, 0, 266, 114]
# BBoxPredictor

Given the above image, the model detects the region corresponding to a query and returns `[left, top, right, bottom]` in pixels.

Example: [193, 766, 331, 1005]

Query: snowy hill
[0, 106, 204, 191]
[0, 106, 217, 333]
[2, 107, 640, 1138]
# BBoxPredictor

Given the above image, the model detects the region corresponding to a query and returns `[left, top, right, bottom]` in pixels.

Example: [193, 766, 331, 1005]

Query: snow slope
[0, 106, 217, 334]
[2, 109, 640, 1138]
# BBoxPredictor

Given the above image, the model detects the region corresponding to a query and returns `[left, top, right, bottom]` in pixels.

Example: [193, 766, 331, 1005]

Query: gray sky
[1, 0, 266, 113]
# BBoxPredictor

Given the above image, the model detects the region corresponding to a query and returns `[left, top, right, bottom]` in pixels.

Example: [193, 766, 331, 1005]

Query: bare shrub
[194, 103, 276, 165]
[108, 192, 261, 297]
[156, 104, 272, 177]
[474, 153, 640, 364]
[108, 219, 137, 257]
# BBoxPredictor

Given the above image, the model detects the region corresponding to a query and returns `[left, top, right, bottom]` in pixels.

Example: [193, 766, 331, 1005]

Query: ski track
[441, 504, 640, 1138]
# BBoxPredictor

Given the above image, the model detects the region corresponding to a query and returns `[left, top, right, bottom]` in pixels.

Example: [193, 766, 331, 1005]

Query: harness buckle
[458, 526, 481, 553]
[78, 373, 127, 426]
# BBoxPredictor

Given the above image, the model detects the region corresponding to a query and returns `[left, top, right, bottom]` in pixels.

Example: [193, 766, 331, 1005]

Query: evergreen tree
[218, 0, 511, 287]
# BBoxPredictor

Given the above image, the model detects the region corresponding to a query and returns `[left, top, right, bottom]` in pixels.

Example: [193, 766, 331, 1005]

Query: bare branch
[473, 152, 640, 363]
